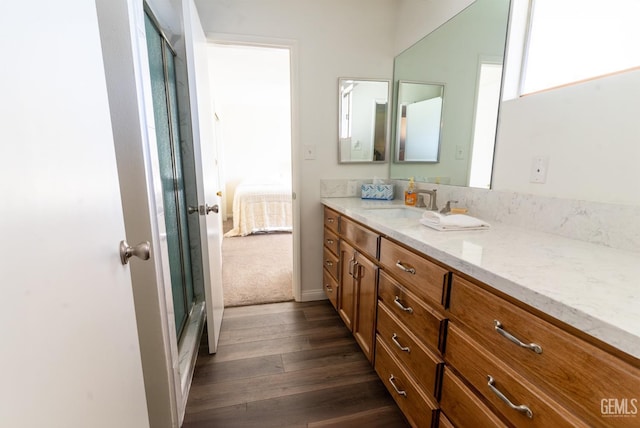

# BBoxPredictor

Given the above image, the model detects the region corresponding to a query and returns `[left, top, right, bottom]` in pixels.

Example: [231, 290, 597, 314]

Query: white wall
[195, 0, 396, 299]
[493, 70, 640, 206]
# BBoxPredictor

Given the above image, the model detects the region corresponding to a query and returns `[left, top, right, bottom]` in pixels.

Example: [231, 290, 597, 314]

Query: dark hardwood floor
[182, 300, 410, 427]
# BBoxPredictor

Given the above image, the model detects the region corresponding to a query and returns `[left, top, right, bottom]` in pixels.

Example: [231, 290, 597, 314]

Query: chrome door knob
[119, 240, 151, 265]
[205, 204, 219, 214]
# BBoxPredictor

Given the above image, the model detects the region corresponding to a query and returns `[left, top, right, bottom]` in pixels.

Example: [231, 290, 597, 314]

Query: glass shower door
[145, 12, 195, 339]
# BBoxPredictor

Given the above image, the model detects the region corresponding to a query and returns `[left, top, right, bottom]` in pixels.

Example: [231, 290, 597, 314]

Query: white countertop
[321, 197, 640, 360]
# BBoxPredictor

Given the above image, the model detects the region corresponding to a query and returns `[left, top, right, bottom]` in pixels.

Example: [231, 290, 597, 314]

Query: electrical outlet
[530, 156, 549, 183]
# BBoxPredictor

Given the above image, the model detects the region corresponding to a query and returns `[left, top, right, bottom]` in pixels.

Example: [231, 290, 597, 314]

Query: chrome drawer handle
[325, 260, 334, 267]
[487, 375, 533, 419]
[388, 375, 407, 397]
[395, 260, 416, 274]
[494, 320, 543, 354]
[326, 239, 334, 244]
[392, 333, 410, 353]
[325, 284, 333, 292]
[393, 296, 413, 314]
[327, 218, 335, 223]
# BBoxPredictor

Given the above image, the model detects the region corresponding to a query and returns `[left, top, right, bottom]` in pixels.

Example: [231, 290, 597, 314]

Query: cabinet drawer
[323, 227, 339, 256]
[378, 270, 446, 353]
[323, 206, 339, 233]
[379, 237, 449, 306]
[377, 302, 443, 399]
[449, 275, 640, 427]
[323, 247, 339, 280]
[445, 323, 588, 428]
[440, 367, 508, 428]
[322, 268, 338, 310]
[340, 216, 378, 260]
[375, 339, 438, 428]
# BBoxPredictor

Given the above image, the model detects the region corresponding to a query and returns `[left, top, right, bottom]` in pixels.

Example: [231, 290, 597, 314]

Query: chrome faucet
[418, 189, 438, 211]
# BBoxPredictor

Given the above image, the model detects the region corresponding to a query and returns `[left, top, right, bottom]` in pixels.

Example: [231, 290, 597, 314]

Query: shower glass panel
[145, 12, 195, 339]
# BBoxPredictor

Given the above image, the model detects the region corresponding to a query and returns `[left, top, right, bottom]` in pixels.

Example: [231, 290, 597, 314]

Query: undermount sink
[363, 206, 424, 219]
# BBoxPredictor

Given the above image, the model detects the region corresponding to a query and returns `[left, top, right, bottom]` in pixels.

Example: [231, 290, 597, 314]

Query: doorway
[208, 43, 295, 307]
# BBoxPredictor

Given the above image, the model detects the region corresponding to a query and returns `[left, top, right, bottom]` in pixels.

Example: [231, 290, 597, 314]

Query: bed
[224, 178, 293, 237]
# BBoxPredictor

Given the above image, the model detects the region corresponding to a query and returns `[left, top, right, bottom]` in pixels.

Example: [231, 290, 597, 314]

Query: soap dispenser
[404, 177, 417, 206]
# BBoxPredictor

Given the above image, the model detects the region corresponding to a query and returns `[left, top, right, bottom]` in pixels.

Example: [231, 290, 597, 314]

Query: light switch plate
[530, 156, 549, 183]
[304, 144, 316, 160]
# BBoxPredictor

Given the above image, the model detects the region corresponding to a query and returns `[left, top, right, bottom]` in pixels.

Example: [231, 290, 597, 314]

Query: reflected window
[469, 62, 502, 189]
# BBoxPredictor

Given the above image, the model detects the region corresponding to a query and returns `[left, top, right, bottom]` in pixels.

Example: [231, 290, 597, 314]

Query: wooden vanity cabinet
[447, 274, 640, 428]
[338, 236, 378, 362]
[322, 205, 640, 427]
[322, 207, 340, 310]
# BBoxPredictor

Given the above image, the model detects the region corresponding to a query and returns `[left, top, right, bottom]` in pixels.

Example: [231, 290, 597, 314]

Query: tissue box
[361, 184, 394, 200]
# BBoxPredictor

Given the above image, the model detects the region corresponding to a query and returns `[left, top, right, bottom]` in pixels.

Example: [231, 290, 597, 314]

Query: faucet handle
[440, 200, 458, 214]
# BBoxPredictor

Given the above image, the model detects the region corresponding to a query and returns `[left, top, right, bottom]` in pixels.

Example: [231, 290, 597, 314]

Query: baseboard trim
[299, 289, 327, 302]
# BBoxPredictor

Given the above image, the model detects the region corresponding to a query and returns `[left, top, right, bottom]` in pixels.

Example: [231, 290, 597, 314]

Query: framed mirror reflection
[396, 81, 445, 163]
[338, 78, 391, 163]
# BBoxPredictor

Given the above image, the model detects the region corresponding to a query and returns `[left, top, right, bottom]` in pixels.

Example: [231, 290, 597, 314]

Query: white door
[183, 0, 225, 353]
[0, 2, 150, 427]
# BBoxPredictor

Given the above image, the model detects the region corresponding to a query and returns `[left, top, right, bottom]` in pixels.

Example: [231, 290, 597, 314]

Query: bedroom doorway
[208, 42, 295, 307]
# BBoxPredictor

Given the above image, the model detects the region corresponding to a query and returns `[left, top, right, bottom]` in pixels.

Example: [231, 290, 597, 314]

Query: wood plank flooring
[182, 300, 410, 427]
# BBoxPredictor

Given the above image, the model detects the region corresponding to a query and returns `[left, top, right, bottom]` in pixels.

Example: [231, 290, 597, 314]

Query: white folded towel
[420, 211, 490, 231]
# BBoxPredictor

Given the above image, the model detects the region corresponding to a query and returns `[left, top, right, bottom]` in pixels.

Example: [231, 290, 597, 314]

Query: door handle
[204, 204, 219, 214]
[187, 206, 198, 214]
[119, 240, 151, 265]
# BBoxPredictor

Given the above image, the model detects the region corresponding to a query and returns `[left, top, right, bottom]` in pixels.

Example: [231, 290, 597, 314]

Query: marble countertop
[321, 197, 640, 360]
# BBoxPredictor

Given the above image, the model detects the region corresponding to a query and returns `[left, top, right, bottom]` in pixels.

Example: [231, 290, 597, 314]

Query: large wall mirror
[390, 0, 511, 188]
[338, 78, 391, 163]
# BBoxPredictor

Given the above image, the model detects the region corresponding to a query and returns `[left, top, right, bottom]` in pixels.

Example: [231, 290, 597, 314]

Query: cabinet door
[338, 240, 356, 330]
[353, 252, 378, 362]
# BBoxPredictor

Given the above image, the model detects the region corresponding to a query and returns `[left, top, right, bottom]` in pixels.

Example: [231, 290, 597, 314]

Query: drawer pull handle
[392, 333, 411, 353]
[395, 260, 416, 274]
[348, 258, 355, 277]
[325, 260, 334, 267]
[487, 375, 533, 419]
[325, 284, 333, 292]
[494, 320, 543, 354]
[326, 239, 334, 244]
[327, 218, 335, 223]
[394, 296, 414, 314]
[388, 375, 407, 397]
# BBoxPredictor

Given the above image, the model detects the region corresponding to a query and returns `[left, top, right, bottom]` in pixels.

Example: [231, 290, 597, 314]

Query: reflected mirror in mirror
[338, 78, 391, 163]
[396, 81, 444, 163]
[390, 0, 511, 188]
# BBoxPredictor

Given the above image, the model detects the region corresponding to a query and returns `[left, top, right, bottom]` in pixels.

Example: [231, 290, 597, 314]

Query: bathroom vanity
[321, 198, 640, 427]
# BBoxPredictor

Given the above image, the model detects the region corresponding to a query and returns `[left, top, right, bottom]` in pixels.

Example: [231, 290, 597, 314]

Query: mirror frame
[338, 77, 392, 164]
[394, 80, 445, 163]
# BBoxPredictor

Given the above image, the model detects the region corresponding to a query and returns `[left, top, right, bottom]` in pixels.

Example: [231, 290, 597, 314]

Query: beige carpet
[222, 228, 293, 307]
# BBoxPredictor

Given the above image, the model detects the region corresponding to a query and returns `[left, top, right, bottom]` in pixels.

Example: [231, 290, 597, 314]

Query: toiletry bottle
[404, 177, 417, 206]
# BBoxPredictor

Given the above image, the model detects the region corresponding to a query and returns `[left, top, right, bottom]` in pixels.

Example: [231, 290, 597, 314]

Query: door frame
[206, 33, 302, 302]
